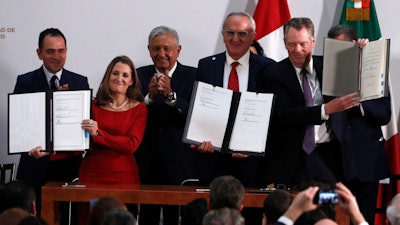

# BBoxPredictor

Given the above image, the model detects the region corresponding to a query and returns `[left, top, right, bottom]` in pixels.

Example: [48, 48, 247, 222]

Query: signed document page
[8, 92, 47, 153]
[229, 92, 273, 153]
[53, 90, 91, 151]
[184, 82, 232, 150]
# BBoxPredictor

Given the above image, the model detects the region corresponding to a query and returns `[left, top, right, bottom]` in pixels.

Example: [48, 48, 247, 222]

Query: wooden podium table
[41, 182, 348, 225]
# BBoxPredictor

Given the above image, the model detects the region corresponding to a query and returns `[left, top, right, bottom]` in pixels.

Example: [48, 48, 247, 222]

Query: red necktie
[228, 62, 239, 91]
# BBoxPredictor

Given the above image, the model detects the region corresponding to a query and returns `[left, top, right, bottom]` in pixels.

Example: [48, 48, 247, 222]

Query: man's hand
[28, 146, 50, 159]
[356, 38, 369, 48]
[283, 186, 319, 222]
[148, 74, 160, 100]
[190, 141, 214, 153]
[158, 69, 172, 96]
[324, 92, 361, 115]
[335, 182, 367, 225]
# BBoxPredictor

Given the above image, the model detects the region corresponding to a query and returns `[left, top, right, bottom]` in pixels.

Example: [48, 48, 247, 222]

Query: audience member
[13, 28, 89, 221]
[0, 208, 30, 225]
[79, 55, 147, 224]
[0, 180, 36, 215]
[181, 198, 208, 225]
[258, 17, 360, 187]
[250, 39, 265, 56]
[101, 208, 136, 225]
[194, 11, 275, 188]
[18, 216, 48, 225]
[327, 24, 391, 225]
[209, 175, 244, 211]
[135, 25, 203, 225]
[89, 196, 127, 225]
[262, 190, 293, 225]
[203, 208, 244, 225]
[274, 182, 368, 225]
[386, 193, 400, 225]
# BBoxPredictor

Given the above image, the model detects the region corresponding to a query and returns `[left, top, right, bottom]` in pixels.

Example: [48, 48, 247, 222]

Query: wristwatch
[165, 92, 176, 101]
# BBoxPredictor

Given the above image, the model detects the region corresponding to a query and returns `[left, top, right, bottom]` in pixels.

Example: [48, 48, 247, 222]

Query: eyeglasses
[222, 30, 252, 39]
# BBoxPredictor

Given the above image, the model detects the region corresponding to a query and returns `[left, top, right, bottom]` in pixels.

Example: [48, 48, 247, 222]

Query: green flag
[339, 0, 381, 41]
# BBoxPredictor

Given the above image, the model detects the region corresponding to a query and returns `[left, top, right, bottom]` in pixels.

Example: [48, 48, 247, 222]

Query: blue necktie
[301, 69, 315, 154]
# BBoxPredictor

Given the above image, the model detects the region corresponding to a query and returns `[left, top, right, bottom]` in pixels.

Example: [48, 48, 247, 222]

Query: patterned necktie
[228, 62, 239, 91]
[301, 69, 315, 154]
[50, 75, 59, 91]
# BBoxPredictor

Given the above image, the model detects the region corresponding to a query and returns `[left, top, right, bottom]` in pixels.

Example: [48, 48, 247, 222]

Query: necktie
[50, 75, 59, 91]
[301, 69, 315, 154]
[228, 62, 239, 91]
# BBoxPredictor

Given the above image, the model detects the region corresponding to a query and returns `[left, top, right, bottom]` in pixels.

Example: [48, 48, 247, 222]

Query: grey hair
[387, 194, 400, 225]
[148, 25, 180, 45]
[223, 12, 256, 32]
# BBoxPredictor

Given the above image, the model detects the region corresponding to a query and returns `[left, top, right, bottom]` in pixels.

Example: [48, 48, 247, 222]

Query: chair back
[0, 163, 15, 184]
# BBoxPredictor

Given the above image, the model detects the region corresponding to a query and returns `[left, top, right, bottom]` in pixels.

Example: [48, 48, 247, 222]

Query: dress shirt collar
[155, 61, 177, 78]
[225, 50, 250, 67]
[293, 58, 314, 78]
[43, 65, 62, 84]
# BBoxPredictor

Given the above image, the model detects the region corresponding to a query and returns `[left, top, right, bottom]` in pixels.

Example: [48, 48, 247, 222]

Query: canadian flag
[253, 0, 291, 62]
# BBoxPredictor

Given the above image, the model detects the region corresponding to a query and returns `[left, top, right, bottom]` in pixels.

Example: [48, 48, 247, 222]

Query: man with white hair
[387, 194, 400, 225]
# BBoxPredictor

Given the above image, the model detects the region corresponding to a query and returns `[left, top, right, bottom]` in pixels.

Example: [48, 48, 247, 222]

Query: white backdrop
[1, 0, 399, 169]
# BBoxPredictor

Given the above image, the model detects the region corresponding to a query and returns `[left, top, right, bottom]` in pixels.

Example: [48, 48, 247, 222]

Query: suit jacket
[135, 62, 208, 185]
[14, 67, 89, 182]
[259, 56, 390, 184]
[330, 92, 390, 182]
[259, 56, 330, 184]
[196, 51, 276, 187]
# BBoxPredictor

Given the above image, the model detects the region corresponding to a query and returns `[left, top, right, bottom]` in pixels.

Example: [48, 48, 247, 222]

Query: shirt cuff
[321, 104, 329, 120]
[277, 216, 294, 225]
[144, 93, 154, 105]
[358, 222, 369, 225]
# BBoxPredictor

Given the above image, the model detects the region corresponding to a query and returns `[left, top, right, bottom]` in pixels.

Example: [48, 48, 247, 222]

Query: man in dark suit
[135, 25, 204, 225]
[194, 11, 275, 188]
[193, 12, 275, 225]
[13, 28, 89, 222]
[258, 18, 360, 187]
[327, 24, 391, 225]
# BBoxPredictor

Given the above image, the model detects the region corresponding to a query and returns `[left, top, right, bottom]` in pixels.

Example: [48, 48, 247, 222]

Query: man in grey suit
[13, 28, 89, 223]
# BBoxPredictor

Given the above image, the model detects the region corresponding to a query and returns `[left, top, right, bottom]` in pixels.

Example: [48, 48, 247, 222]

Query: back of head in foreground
[0, 180, 36, 215]
[263, 189, 293, 225]
[387, 193, 400, 225]
[181, 198, 208, 225]
[89, 196, 127, 225]
[209, 175, 244, 211]
[202, 207, 244, 225]
[101, 208, 136, 225]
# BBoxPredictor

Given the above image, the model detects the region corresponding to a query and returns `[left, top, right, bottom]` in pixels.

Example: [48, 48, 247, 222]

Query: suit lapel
[33, 67, 51, 91]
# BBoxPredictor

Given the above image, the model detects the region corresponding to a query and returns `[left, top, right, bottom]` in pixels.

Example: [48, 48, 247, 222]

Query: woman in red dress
[80, 55, 147, 184]
[78, 55, 147, 224]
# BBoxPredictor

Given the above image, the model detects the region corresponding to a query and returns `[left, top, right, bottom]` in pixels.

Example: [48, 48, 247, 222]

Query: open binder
[322, 38, 390, 101]
[8, 89, 92, 153]
[182, 81, 274, 156]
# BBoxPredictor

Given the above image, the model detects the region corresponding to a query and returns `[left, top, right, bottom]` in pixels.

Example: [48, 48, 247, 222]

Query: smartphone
[313, 190, 339, 204]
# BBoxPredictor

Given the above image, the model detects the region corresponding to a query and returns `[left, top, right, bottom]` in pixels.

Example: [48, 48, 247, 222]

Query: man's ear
[239, 204, 243, 212]
[262, 214, 268, 225]
[207, 199, 211, 210]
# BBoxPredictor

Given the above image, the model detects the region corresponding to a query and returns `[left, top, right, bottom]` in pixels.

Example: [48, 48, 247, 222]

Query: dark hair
[18, 216, 48, 225]
[283, 17, 315, 40]
[263, 190, 293, 224]
[202, 208, 244, 225]
[209, 175, 244, 210]
[95, 55, 144, 106]
[327, 24, 358, 41]
[101, 208, 135, 225]
[0, 181, 35, 214]
[89, 196, 126, 225]
[251, 39, 265, 56]
[181, 198, 208, 225]
[38, 28, 66, 49]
